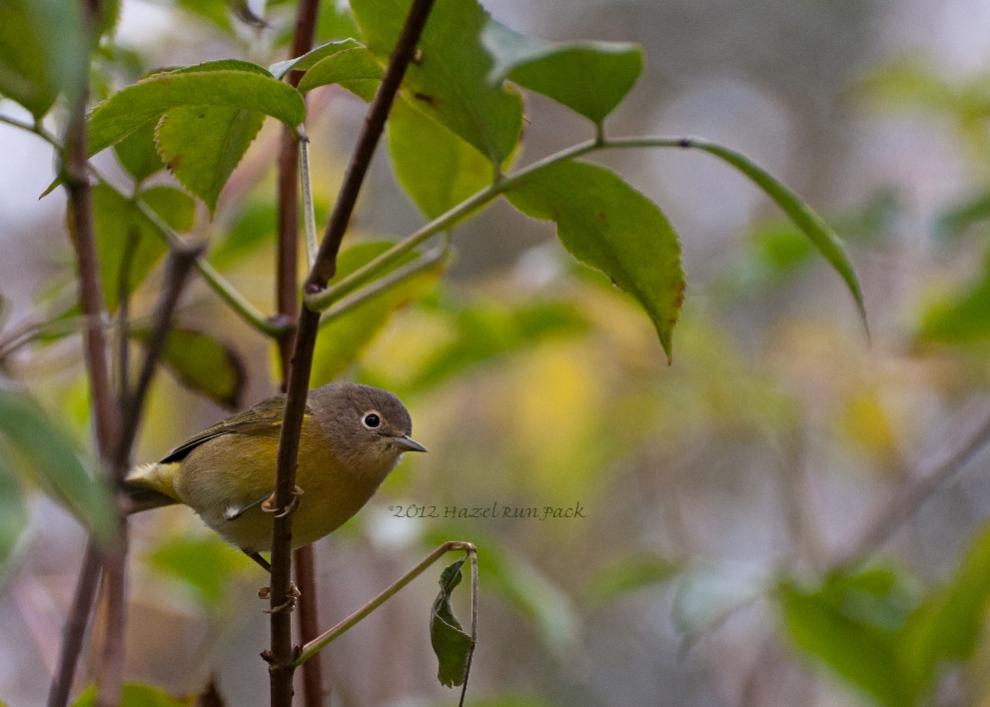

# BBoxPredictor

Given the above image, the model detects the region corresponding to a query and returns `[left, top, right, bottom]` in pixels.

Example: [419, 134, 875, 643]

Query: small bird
[124, 382, 425, 567]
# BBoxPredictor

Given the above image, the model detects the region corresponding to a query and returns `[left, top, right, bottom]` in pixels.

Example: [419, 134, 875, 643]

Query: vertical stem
[299, 136, 318, 269]
[49, 2, 118, 705]
[275, 1, 323, 705]
[268, 2, 436, 704]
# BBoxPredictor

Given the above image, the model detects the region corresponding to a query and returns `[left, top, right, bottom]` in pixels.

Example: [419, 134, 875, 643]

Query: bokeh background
[3, 0, 990, 705]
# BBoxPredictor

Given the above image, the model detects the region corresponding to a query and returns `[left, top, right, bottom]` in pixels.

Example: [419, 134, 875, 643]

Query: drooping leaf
[505, 159, 684, 360]
[585, 553, 679, 606]
[86, 65, 305, 158]
[269, 38, 361, 79]
[113, 120, 165, 183]
[430, 559, 474, 688]
[692, 140, 867, 329]
[145, 534, 252, 610]
[130, 327, 247, 410]
[0, 459, 27, 576]
[777, 568, 917, 707]
[900, 523, 990, 696]
[0, 390, 112, 539]
[482, 21, 643, 125]
[72, 682, 192, 707]
[352, 0, 523, 164]
[0, 0, 85, 117]
[310, 241, 442, 386]
[89, 184, 196, 312]
[297, 47, 384, 100]
[156, 105, 265, 213]
[387, 99, 499, 219]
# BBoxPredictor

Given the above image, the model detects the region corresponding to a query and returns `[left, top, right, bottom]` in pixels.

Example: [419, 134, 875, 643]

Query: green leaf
[145, 535, 252, 610]
[505, 159, 684, 361]
[86, 65, 305, 158]
[430, 559, 473, 688]
[585, 553, 679, 606]
[482, 21, 643, 125]
[269, 38, 361, 79]
[900, 523, 990, 696]
[90, 185, 196, 312]
[72, 682, 192, 707]
[0, 390, 112, 539]
[156, 105, 265, 213]
[130, 327, 247, 410]
[311, 241, 442, 386]
[352, 0, 523, 164]
[778, 568, 917, 707]
[0, 459, 27, 576]
[916, 259, 990, 345]
[113, 120, 165, 183]
[0, 0, 85, 117]
[387, 99, 497, 219]
[692, 140, 868, 330]
[298, 47, 384, 100]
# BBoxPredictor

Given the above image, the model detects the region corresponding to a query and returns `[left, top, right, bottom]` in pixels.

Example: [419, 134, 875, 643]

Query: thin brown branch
[96, 245, 202, 707]
[46, 543, 102, 707]
[267, 2, 436, 704]
[836, 409, 990, 571]
[49, 1, 117, 703]
[276, 2, 324, 705]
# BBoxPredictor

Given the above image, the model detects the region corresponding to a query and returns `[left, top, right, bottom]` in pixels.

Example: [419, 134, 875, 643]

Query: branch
[293, 541, 476, 667]
[48, 0, 119, 700]
[274, 2, 324, 706]
[267, 2, 436, 704]
[835, 410, 990, 570]
[305, 136, 688, 312]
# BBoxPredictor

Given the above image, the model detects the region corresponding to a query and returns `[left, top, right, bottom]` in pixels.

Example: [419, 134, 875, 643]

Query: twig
[292, 541, 476, 667]
[268, 2, 436, 704]
[318, 243, 448, 327]
[48, 1, 119, 701]
[274, 2, 324, 705]
[0, 115, 289, 340]
[835, 410, 990, 571]
[95, 245, 201, 707]
[46, 544, 103, 707]
[300, 135, 318, 268]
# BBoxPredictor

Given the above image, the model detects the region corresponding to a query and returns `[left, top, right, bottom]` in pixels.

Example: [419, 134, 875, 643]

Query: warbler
[123, 382, 425, 564]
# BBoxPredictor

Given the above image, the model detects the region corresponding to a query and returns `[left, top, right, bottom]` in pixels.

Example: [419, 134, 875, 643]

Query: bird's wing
[159, 394, 310, 464]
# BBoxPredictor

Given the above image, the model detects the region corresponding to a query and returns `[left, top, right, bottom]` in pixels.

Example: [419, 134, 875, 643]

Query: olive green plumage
[124, 382, 425, 552]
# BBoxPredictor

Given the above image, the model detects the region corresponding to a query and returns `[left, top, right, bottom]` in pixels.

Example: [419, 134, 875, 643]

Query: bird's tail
[120, 462, 179, 514]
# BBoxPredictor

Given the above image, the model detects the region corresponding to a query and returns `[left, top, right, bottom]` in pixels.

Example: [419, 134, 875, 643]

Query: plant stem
[275, 1, 324, 705]
[49, 0, 120, 701]
[300, 135, 319, 269]
[267, 3, 436, 704]
[293, 541, 476, 667]
[305, 135, 689, 312]
[318, 244, 448, 327]
[0, 115, 289, 340]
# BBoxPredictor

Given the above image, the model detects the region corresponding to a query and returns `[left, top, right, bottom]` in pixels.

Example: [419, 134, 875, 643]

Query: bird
[123, 382, 425, 570]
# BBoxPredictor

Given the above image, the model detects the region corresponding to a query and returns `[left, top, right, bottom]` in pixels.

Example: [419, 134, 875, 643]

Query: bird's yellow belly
[173, 422, 384, 552]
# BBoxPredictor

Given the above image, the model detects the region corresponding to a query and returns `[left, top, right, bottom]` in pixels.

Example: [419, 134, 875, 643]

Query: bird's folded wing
[159, 395, 312, 463]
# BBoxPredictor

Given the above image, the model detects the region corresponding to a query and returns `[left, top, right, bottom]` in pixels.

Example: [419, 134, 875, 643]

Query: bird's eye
[362, 412, 381, 429]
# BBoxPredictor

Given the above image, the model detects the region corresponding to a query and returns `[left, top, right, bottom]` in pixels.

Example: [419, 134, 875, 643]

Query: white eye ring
[362, 411, 382, 429]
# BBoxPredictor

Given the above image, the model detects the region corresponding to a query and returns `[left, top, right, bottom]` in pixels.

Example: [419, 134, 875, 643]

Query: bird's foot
[258, 580, 301, 613]
[261, 485, 304, 518]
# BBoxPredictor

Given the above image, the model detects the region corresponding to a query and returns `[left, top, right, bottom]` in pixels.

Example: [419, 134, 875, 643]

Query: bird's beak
[393, 434, 427, 453]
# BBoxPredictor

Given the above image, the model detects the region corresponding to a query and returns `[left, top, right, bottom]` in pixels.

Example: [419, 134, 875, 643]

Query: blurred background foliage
[2, 0, 990, 705]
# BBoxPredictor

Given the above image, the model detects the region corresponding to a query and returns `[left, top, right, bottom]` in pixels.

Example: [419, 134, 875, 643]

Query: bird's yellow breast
[166, 416, 386, 552]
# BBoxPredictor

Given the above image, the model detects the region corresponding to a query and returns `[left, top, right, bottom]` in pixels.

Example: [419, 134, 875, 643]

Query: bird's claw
[261, 485, 304, 518]
[258, 580, 301, 613]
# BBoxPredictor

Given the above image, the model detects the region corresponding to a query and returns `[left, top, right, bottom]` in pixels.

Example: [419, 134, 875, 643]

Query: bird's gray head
[307, 382, 425, 470]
